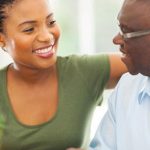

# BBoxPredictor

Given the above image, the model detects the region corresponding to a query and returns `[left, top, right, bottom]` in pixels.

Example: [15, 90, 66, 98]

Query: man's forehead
[118, 0, 150, 29]
[123, 0, 150, 4]
[118, 0, 150, 21]
[122, 0, 150, 10]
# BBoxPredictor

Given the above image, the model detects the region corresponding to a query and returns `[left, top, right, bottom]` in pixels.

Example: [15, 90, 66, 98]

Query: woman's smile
[33, 45, 55, 58]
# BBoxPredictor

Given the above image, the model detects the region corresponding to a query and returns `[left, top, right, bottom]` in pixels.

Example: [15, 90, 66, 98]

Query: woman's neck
[8, 63, 57, 85]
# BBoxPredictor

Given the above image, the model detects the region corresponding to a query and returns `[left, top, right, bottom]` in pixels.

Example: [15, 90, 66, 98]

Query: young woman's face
[1, 0, 60, 69]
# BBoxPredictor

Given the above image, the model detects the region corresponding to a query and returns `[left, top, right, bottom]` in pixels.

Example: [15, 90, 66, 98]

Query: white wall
[0, 49, 12, 68]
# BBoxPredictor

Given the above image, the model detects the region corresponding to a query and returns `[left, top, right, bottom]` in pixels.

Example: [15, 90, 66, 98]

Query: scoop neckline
[2, 60, 62, 129]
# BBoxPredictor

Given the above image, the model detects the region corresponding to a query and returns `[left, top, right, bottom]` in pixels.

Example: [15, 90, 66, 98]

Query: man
[67, 0, 150, 149]
[88, 0, 150, 149]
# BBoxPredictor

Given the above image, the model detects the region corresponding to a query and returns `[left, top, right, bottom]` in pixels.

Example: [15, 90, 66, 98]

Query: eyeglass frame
[119, 28, 150, 39]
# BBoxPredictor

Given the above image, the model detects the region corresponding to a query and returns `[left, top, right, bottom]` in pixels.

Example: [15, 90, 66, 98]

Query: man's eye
[23, 28, 34, 33]
[120, 27, 127, 33]
[121, 27, 135, 34]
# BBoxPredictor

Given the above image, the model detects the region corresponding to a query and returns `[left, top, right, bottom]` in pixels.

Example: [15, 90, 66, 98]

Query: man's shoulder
[119, 73, 146, 86]
[114, 73, 147, 96]
[110, 73, 148, 112]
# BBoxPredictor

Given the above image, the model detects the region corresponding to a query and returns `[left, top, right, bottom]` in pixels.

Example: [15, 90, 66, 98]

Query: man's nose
[113, 33, 124, 45]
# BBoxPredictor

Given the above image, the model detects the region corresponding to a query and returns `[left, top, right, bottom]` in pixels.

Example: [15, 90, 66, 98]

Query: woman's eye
[48, 20, 56, 26]
[22, 27, 34, 33]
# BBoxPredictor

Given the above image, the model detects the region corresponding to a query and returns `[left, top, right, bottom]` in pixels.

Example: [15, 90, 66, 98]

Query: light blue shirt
[89, 73, 150, 150]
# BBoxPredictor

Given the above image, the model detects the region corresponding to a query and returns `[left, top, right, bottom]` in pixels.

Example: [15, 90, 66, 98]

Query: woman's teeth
[34, 46, 53, 54]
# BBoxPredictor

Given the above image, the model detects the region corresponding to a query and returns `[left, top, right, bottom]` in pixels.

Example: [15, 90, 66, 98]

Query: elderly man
[67, 0, 150, 149]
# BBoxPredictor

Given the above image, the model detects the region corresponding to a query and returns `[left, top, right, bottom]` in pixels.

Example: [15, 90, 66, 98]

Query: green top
[0, 54, 110, 150]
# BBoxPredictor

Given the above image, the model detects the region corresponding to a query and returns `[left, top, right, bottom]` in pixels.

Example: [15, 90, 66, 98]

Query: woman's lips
[33, 45, 55, 58]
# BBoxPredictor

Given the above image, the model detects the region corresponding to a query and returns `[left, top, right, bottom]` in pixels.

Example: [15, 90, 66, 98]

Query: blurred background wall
[55, 0, 123, 55]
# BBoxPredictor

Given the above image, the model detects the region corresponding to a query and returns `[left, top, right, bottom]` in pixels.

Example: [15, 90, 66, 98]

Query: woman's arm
[106, 53, 127, 89]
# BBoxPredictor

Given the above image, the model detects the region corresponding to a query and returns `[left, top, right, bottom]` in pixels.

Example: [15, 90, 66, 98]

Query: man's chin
[127, 66, 139, 75]
[123, 60, 138, 75]
[128, 68, 139, 75]
[129, 71, 139, 75]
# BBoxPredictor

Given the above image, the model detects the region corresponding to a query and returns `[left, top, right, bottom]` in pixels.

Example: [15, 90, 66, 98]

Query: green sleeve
[78, 54, 110, 104]
[60, 54, 110, 104]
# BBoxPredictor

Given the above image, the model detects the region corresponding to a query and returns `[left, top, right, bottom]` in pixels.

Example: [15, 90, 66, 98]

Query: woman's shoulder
[0, 64, 9, 74]
[57, 53, 108, 64]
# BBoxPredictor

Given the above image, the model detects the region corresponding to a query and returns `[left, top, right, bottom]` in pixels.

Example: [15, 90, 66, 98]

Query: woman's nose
[37, 28, 54, 43]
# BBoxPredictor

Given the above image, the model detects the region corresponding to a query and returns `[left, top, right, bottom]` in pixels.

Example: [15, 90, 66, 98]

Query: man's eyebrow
[117, 15, 136, 31]
[119, 23, 136, 32]
[117, 18, 134, 31]
[18, 13, 54, 26]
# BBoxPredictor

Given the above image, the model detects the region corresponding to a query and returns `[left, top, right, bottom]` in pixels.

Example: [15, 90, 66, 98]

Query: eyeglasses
[119, 28, 150, 39]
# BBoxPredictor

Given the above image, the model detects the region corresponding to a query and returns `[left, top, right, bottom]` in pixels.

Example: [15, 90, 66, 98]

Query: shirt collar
[138, 76, 150, 104]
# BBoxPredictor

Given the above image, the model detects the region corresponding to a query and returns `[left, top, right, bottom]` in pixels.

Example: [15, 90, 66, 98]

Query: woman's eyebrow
[18, 13, 54, 27]
[18, 20, 36, 27]
[46, 13, 54, 19]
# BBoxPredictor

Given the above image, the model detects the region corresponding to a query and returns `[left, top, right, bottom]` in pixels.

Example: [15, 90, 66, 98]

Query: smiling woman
[0, 0, 127, 150]
[2, 0, 60, 69]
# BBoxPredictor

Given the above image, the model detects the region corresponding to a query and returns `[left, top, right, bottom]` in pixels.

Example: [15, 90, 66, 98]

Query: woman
[0, 0, 127, 149]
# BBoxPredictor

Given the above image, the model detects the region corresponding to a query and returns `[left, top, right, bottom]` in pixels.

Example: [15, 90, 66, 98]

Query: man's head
[113, 0, 150, 76]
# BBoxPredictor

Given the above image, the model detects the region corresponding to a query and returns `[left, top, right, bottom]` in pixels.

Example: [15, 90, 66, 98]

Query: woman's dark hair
[0, 0, 16, 33]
